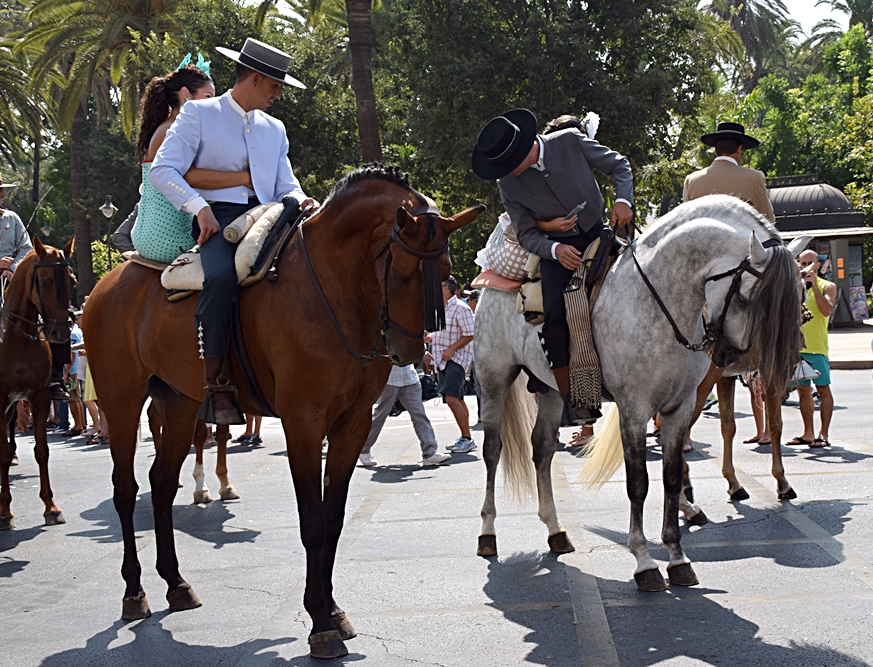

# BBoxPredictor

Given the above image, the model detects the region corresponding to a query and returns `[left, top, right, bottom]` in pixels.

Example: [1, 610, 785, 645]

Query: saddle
[125, 202, 293, 302]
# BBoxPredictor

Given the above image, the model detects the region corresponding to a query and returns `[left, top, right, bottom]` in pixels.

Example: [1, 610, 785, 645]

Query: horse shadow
[38, 613, 303, 667]
[70, 495, 154, 543]
[0, 554, 28, 578]
[584, 499, 856, 570]
[366, 464, 428, 485]
[0, 523, 45, 554]
[171, 501, 261, 550]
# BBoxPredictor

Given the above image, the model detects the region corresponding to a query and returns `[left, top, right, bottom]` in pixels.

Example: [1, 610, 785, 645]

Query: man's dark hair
[442, 276, 459, 295]
[235, 63, 257, 84]
[714, 138, 742, 156]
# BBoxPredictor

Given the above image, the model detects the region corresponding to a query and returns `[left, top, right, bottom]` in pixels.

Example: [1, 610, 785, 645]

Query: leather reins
[628, 237, 780, 354]
[0, 254, 72, 343]
[297, 194, 448, 362]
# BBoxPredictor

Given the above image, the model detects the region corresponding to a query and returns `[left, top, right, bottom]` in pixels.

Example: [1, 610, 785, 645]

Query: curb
[830, 360, 873, 370]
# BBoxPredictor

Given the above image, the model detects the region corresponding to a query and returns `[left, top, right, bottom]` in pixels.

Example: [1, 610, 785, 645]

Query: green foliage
[90, 238, 122, 280]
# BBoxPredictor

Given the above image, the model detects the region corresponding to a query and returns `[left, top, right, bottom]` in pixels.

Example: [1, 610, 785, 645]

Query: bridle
[298, 193, 448, 362]
[629, 238, 779, 355]
[0, 254, 72, 343]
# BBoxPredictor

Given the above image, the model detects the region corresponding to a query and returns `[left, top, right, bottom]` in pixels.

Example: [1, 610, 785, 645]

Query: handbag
[420, 373, 440, 402]
[789, 359, 820, 386]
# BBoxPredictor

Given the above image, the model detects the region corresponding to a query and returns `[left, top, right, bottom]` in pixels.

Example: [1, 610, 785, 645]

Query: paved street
[1, 369, 872, 666]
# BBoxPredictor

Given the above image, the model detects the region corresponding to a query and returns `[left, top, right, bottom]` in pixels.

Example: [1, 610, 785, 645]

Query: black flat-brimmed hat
[701, 121, 760, 150]
[472, 109, 538, 180]
[216, 38, 306, 89]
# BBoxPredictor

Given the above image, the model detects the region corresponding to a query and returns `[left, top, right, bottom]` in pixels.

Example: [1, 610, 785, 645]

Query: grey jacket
[497, 129, 634, 259]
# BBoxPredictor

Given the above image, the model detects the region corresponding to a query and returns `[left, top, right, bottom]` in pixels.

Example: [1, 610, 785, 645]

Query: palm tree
[261, 0, 384, 163]
[17, 0, 182, 294]
[0, 45, 45, 165]
[702, 0, 800, 92]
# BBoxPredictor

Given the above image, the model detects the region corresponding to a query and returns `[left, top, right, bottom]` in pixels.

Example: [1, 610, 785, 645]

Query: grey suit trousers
[361, 383, 438, 457]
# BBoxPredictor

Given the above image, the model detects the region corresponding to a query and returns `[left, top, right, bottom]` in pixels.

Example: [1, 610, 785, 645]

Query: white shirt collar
[225, 90, 254, 122]
[713, 156, 739, 166]
[530, 136, 546, 171]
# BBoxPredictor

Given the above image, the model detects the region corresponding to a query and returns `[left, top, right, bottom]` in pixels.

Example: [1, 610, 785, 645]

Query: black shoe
[50, 382, 70, 401]
[560, 395, 601, 427]
[248, 435, 262, 446]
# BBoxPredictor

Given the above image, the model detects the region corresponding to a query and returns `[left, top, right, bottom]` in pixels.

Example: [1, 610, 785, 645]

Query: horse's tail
[579, 404, 624, 490]
[499, 373, 537, 503]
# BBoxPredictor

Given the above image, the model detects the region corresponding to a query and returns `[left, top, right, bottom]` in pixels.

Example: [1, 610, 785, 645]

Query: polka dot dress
[131, 162, 197, 264]
[485, 221, 530, 280]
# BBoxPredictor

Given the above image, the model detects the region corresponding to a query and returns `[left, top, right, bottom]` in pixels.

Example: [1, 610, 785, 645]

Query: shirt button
[245, 128, 251, 133]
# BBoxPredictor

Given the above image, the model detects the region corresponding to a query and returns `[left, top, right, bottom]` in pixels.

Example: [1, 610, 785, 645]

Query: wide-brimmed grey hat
[701, 121, 760, 150]
[216, 38, 305, 89]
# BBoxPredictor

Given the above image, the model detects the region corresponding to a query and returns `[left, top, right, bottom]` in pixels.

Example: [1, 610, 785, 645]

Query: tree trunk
[70, 101, 95, 296]
[345, 0, 382, 164]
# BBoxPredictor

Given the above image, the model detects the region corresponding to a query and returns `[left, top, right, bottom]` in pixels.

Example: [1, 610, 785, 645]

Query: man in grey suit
[472, 109, 633, 424]
[151, 38, 316, 424]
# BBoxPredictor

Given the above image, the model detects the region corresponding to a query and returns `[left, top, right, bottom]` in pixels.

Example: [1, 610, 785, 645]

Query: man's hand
[441, 347, 454, 362]
[1, 269, 12, 280]
[196, 206, 220, 246]
[300, 197, 320, 211]
[0, 256, 13, 270]
[610, 201, 633, 228]
[537, 215, 577, 233]
[555, 244, 583, 270]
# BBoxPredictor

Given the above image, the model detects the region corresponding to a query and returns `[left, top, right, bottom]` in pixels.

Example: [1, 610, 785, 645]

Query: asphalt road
[1, 370, 872, 666]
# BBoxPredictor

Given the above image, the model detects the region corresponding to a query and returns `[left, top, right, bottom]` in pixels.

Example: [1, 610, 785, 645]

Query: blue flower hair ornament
[177, 52, 211, 78]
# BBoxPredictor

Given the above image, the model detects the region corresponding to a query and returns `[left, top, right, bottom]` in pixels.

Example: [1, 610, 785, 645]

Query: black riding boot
[553, 366, 600, 426]
[204, 357, 245, 425]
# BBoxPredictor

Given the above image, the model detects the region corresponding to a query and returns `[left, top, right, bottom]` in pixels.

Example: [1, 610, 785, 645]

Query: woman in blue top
[132, 59, 254, 263]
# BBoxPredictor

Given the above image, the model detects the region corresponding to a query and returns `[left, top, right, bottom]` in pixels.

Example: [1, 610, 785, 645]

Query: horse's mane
[325, 163, 412, 201]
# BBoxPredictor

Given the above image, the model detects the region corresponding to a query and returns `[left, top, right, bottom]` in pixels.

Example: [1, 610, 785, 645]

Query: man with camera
[788, 250, 836, 448]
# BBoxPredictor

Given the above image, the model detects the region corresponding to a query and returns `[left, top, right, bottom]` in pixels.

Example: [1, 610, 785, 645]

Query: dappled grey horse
[474, 195, 800, 591]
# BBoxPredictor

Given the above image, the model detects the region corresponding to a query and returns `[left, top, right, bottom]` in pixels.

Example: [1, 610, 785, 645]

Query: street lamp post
[40, 221, 53, 238]
[98, 196, 118, 271]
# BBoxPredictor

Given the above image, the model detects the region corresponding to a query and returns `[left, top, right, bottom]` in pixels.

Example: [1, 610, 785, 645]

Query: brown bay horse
[1, 237, 76, 529]
[82, 166, 480, 659]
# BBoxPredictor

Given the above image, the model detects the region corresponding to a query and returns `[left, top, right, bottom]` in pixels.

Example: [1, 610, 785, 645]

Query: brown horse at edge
[1, 237, 76, 529]
[82, 166, 480, 659]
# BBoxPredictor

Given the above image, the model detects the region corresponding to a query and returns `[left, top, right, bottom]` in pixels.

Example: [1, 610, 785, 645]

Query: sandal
[742, 436, 761, 444]
[758, 438, 771, 445]
[786, 436, 812, 446]
[60, 428, 84, 437]
[810, 437, 830, 448]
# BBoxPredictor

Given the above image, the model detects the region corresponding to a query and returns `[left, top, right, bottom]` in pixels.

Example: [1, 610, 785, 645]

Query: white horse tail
[579, 404, 623, 490]
[499, 373, 537, 503]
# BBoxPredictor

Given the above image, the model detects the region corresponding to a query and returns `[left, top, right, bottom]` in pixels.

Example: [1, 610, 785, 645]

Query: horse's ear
[32, 234, 47, 258]
[749, 232, 768, 267]
[787, 235, 812, 258]
[63, 236, 75, 259]
[445, 204, 486, 234]
[397, 206, 416, 230]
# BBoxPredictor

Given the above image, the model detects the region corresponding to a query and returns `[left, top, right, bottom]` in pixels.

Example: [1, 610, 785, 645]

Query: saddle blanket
[153, 202, 283, 291]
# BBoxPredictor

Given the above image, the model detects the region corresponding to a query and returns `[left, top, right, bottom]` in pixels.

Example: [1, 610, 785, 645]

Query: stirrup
[50, 382, 70, 401]
[198, 385, 246, 425]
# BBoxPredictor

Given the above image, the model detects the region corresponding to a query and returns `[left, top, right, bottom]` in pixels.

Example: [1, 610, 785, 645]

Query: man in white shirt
[150, 38, 316, 424]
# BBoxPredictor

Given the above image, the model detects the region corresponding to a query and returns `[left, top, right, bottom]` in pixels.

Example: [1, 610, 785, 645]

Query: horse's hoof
[686, 510, 709, 526]
[309, 630, 348, 659]
[121, 590, 151, 620]
[477, 534, 497, 557]
[0, 516, 15, 531]
[193, 490, 213, 504]
[729, 487, 750, 501]
[685, 487, 694, 504]
[667, 562, 699, 587]
[778, 487, 797, 500]
[219, 486, 240, 501]
[330, 610, 357, 640]
[634, 568, 667, 592]
[43, 511, 66, 526]
[547, 531, 575, 554]
[166, 583, 202, 611]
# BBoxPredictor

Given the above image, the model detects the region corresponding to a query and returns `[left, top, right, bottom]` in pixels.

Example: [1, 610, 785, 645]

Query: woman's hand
[537, 215, 577, 233]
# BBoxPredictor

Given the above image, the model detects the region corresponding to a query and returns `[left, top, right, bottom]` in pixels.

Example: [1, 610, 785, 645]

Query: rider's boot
[49, 369, 70, 401]
[553, 366, 599, 426]
[204, 357, 245, 425]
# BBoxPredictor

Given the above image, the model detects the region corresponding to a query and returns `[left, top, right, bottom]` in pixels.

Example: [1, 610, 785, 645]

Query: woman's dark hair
[136, 64, 211, 162]
[543, 114, 583, 135]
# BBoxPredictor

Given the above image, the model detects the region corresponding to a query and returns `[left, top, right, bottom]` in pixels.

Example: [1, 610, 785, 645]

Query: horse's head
[378, 201, 483, 365]
[28, 235, 76, 344]
[707, 231, 803, 382]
